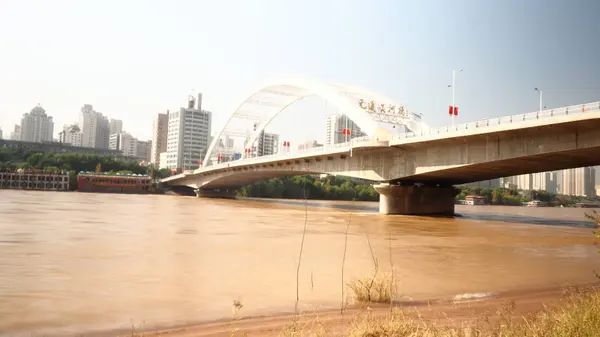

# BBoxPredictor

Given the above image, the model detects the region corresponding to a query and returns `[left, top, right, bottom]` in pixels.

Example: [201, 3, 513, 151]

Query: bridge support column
[374, 184, 455, 216]
[194, 188, 236, 199]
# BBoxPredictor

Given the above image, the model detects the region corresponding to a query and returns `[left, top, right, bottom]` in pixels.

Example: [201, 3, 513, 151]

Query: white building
[20, 105, 54, 142]
[80, 104, 110, 149]
[108, 133, 120, 151]
[324, 114, 366, 145]
[62, 125, 83, 147]
[159, 152, 168, 170]
[109, 132, 141, 158]
[0, 127, 2, 139]
[460, 178, 500, 189]
[529, 171, 559, 193]
[119, 133, 138, 157]
[151, 112, 169, 168]
[548, 172, 558, 194]
[10, 125, 20, 140]
[516, 174, 532, 190]
[165, 94, 212, 170]
[531, 172, 547, 191]
[585, 167, 596, 197]
[109, 119, 123, 135]
[561, 167, 596, 197]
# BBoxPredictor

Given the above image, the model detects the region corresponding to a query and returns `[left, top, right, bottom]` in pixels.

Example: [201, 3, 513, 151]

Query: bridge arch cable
[202, 76, 429, 167]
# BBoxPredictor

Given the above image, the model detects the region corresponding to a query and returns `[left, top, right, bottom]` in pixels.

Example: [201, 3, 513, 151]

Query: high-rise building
[515, 174, 532, 190]
[257, 131, 279, 156]
[109, 119, 123, 135]
[80, 104, 110, 149]
[0, 127, 3, 140]
[548, 172, 558, 194]
[109, 132, 137, 157]
[10, 125, 20, 140]
[109, 131, 152, 161]
[531, 172, 550, 191]
[108, 133, 120, 151]
[243, 123, 280, 158]
[159, 152, 168, 170]
[561, 167, 596, 196]
[324, 114, 366, 145]
[20, 105, 54, 142]
[165, 94, 212, 170]
[136, 140, 152, 162]
[151, 112, 169, 168]
[586, 167, 596, 197]
[460, 178, 500, 189]
[223, 134, 234, 149]
[119, 133, 138, 158]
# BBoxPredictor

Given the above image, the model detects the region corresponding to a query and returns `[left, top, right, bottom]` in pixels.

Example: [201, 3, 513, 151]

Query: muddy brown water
[0, 190, 598, 336]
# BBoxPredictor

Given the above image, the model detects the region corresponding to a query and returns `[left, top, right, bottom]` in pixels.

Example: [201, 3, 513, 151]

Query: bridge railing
[392, 101, 600, 141]
[200, 136, 375, 171]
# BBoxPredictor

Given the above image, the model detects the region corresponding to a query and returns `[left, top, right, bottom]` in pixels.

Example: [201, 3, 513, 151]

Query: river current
[0, 190, 598, 336]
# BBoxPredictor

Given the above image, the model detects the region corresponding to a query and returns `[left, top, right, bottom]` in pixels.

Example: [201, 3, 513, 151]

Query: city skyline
[1, 0, 599, 144]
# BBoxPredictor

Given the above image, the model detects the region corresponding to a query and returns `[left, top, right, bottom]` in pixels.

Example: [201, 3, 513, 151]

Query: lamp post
[534, 88, 543, 114]
[449, 69, 463, 126]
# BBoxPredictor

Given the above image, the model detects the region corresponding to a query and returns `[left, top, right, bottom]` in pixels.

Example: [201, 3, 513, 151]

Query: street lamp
[534, 88, 543, 114]
[448, 69, 463, 126]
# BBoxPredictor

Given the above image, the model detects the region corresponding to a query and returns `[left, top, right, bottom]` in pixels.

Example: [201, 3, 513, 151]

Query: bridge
[162, 77, 600, 215]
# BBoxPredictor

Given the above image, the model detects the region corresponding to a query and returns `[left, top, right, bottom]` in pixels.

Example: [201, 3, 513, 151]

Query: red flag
[448, 106, 453, 115]
[453, 106, 459, 116]
[347, 128, 351, 135]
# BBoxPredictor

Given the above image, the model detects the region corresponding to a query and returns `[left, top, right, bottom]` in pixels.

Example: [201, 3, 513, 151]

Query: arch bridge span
[203, 76, 426, 166]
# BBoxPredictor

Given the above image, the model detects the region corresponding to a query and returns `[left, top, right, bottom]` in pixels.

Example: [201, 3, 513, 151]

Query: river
[0, 190, 598, 336]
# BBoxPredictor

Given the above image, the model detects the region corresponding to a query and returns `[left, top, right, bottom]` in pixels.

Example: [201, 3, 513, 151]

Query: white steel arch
[203, 76, 427, 167]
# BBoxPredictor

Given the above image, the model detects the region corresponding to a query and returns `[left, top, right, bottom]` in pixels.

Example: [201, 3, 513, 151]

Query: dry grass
[347, 272, 397, 304]
[283, 288, 600, 337]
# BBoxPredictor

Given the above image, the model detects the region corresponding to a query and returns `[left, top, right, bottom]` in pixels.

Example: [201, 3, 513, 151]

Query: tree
[585, 210, 600, 279]
[236, 175, 379, 201]
[586, 210, 600, 240]
[491, 189, 503, 204]
[116, 170, 133, 175]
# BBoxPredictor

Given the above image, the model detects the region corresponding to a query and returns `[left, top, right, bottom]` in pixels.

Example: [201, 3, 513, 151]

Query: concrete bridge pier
[373, 184, 456, 216]
[194, 188, 236, 199]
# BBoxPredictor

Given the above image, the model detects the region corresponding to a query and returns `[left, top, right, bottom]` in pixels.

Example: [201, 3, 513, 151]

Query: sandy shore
[111, 282, 599, 337]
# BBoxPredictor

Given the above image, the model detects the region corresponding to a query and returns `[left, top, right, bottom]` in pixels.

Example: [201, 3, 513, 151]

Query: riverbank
[119, 283, 600, 337]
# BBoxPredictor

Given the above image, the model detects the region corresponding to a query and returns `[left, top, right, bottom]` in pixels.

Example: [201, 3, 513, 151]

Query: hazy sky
[1, 0, 599, 145]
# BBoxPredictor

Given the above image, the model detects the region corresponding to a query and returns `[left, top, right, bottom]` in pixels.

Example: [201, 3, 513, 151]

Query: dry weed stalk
[341, 212, 352, 314]
[295, 184, 309, 313]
